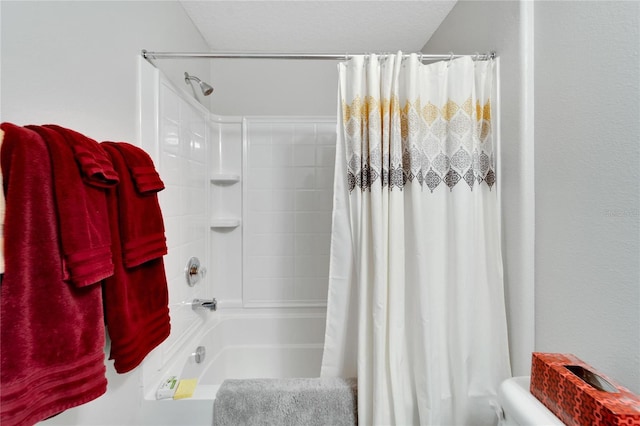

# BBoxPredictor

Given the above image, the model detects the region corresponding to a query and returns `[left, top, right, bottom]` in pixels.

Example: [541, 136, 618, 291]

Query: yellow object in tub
[173, 378, 198, 399]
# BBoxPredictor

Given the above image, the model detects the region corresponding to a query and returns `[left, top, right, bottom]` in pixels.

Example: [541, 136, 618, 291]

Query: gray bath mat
[213, 377, 357, 426]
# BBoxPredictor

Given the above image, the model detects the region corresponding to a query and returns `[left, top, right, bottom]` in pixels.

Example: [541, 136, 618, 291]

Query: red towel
[27, 125, 115, 287]
[101, 142, 170, 374]
[43, 124, 119, 188]
[0, 123, 107, 426]
[102, 142, 167, 267]
[110, 141, 165, 194]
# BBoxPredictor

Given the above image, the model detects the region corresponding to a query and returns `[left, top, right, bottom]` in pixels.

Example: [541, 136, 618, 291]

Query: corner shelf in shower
[210, 174, 241, 184]
[210, 218, 242, 229]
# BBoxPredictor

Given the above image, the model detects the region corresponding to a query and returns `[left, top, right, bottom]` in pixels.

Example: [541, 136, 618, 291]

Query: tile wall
[209, 117, 243, 307]
[141, 77, 212, 387]
[242, 118, 336, 307]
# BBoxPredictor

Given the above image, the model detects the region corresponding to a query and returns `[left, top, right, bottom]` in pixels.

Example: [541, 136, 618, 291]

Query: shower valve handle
[185, 257, 207, 286]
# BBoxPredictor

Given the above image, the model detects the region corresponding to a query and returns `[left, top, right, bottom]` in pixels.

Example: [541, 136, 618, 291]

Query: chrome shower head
[184, 72, 213, 96]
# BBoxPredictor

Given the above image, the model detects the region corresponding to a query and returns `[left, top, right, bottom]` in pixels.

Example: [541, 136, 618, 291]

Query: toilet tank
[498, 376, 564, 426]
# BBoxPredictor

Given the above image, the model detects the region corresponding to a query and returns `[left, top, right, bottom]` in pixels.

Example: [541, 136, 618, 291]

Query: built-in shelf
[211, 218, 241, 229]
[210, 174, 240, 184]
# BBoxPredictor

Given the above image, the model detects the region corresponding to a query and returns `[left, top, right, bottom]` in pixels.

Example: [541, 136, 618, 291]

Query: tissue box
[530, 353, 640, 426]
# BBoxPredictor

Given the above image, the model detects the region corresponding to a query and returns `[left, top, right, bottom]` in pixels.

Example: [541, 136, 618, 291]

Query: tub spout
[192, 298, 217, 312]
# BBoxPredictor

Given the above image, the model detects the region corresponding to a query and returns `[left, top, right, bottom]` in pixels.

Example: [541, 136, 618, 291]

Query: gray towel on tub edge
[212, 377, 357, 426]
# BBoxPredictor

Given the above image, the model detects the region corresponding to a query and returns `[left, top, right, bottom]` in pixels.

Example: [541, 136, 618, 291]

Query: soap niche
[209, 119, 242, 231]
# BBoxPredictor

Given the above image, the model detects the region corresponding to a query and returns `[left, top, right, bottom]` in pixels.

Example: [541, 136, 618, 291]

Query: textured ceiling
[180, 1, 457, 53]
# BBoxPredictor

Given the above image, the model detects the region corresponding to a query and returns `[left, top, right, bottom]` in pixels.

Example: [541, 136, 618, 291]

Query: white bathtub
[138, 311, 326, 425]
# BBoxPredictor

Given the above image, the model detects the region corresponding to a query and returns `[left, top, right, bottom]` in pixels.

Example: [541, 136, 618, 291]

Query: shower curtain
[321, 52, 511, 425]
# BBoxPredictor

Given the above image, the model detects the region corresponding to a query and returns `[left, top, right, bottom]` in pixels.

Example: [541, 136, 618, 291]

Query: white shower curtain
[321, 52, 511, 425]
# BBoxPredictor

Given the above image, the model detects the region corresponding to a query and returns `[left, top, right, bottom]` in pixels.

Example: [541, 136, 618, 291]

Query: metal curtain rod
[141, 50, 496, 62]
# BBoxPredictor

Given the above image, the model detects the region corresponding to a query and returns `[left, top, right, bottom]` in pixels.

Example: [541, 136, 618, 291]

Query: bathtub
[138, 310, 326, 425]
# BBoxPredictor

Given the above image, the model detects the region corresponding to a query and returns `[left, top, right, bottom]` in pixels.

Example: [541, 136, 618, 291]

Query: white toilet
[497, 376, 564, 425]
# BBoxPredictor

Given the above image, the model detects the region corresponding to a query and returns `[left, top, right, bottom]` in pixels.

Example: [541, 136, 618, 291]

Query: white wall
[534, 1, 639, 393]
[1, 2, 212, 424]
[423, 1, 535, 377]
[209, 59, 337, 116]
[1, 1, 211, 141]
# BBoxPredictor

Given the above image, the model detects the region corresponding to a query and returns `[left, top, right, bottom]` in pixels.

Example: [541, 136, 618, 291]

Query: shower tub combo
[137, 60, 335, 425]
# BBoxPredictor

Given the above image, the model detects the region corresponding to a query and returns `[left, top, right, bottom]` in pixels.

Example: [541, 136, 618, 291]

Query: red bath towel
[43, 124, 119, 188]
[110, 141, 165, 194]
[102, 142, 166, 268]
[27, 125, 115, 287]
[101, 142, 170, 374]
[0, 123, 107, 426]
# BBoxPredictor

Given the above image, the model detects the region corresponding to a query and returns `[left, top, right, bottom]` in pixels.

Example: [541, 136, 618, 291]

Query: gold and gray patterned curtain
[340, 53, 496, 193]
[322, 52, 510, 426]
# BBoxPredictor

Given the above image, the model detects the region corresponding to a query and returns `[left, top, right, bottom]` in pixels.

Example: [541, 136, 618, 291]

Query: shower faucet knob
[185, 257, 207, 286]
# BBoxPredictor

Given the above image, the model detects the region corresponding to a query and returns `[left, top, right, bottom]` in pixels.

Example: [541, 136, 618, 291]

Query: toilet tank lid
[498, 376, 564, 425]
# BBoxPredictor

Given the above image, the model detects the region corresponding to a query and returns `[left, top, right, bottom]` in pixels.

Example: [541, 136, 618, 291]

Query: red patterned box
[530, 353, 640, 426]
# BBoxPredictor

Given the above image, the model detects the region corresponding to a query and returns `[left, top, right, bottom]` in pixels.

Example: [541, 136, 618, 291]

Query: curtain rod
[141, 50, 496, 62]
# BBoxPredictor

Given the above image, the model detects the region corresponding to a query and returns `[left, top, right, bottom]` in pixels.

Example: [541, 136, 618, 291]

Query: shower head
[184, 72, 213, 96]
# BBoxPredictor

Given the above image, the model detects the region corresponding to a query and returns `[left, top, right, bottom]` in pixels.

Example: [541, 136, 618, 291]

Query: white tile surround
[157, 79, 211, 354]
[139, 64, 336, 390]
[140, 76, 213, 390]
[208, 117, 336, 308]
[243, 118, 336, 307]
[209, 116, 244, 308]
